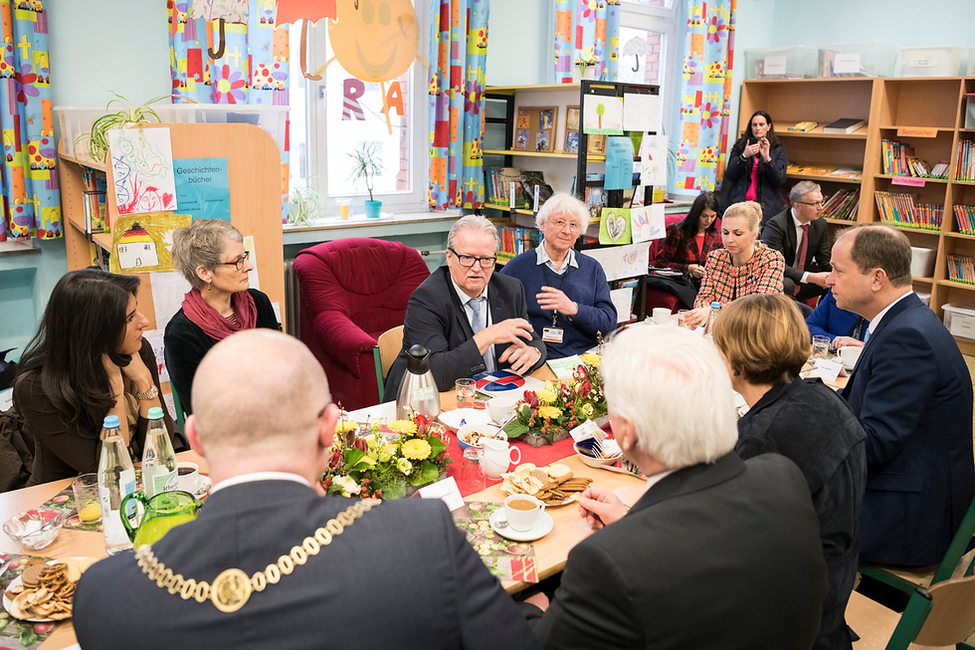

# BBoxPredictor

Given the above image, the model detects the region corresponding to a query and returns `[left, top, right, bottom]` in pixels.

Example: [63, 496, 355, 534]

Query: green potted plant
[348, 142, 384, 219]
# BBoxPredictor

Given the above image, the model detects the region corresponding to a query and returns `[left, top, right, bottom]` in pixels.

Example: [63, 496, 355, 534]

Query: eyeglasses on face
[796, 200, 824, 208]
[448, 248, 497, 269]
[218, 251, 251, 272]
[548, 218, 581, 232]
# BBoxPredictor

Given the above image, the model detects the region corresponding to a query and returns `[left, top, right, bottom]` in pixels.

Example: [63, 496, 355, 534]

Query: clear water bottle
[97, 415, 136, 555]
[704, 301, 722, 337]
[141, 407, 177, 498]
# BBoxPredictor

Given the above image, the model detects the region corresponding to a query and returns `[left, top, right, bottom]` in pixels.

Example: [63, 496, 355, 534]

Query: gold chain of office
[135, 498, 378, 613]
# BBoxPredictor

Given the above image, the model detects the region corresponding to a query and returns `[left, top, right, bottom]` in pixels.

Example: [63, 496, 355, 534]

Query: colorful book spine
[946, 255, 975, 284]
[954, 205, 975, 235]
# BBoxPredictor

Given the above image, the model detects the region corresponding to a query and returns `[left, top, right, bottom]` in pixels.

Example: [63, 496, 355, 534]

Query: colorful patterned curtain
[428, 0, 490, 211]
[674, 0, 736, 193]
[1, 0, 59, 242]
[553, 0, 620, 84]
[167, 0, 290, 220]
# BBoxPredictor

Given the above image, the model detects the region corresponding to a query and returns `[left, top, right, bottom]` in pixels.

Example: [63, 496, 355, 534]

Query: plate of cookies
[499, 463, 593, 506]
[3, 557, 95, 621]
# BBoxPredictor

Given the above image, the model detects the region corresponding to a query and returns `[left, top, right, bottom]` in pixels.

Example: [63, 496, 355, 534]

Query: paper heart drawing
[606, 212, 626, 241]
[599, 207, 632, 246]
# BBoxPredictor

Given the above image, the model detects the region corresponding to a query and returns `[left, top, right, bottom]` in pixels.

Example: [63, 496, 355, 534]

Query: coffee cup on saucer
[839, 346, 862, 371]
[176, 462, 200, 493]
[504, 494, 545, 532]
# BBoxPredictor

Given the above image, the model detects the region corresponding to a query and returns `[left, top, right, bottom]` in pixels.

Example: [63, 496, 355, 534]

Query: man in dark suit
[522, 326, 828, 649]
[830, 225, 975, 566]
[73, 330, 539, 650]
[762, 181, 832, 302]
[386, 215, 546, 397]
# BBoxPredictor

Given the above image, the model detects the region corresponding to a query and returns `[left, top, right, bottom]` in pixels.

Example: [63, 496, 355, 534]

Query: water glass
[812, 335, 831, 359]
[455, 378, 476, 409]
[461, 447, 487, 493]
[71, 473, 101, 523]
[677, 310, 691, 329]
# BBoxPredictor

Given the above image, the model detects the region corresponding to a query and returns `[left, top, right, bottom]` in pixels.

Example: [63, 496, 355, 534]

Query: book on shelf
[582, 173, 605, 223]
[787, 121, 819, 132]
[930, 160, 950, 179]
[874, 191, 943, 230]
[956, 141, 975, 182]
[821, 188, 860, 221]
[788, 163, 835, 176]
[496, 224, 541, 259]
[828, 167, 863, 179]
[881, 139, 917, 176]
[954, 205, 975, 235]
[946, 254, 975, 284]
[823, 118, 866, 134]
[484, 167, 539, 208]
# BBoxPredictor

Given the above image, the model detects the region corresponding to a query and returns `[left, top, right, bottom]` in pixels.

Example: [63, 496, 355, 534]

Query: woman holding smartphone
[724, 110, 788, 229]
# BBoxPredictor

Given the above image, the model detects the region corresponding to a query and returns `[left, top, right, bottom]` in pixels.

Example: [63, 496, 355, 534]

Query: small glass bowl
[3, 508, 68, 550]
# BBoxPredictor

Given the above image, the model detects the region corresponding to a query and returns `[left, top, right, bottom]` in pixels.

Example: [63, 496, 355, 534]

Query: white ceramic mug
[839, 345, 863, 370]
[504, 494, 545, 532]
[652, 307, 673, 325]
[176, 462, 200, 493]
[487, 394, 519, 425]
[480, 437, 521, 479]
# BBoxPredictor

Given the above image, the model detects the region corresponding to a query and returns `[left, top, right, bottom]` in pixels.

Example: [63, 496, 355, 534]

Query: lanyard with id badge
[542, 264, 569, 344]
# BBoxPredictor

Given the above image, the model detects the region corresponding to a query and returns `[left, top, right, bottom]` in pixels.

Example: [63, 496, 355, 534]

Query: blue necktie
[469, 297, 494, 371]
[863, 327, 871, 345]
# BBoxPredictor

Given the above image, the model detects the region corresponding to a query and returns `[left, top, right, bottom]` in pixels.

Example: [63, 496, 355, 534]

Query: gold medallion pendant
[210, 568, 252, 613]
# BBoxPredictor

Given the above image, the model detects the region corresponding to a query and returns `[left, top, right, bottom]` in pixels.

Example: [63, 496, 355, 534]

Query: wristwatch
[136, 385, 159, 401]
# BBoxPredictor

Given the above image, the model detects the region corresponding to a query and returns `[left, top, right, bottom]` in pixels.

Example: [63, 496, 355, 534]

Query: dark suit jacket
[74, 480, 539, 650]
[524, 453, 828, 650]
[164, 288, 280, 415]
[737, 379, 867, 650]
[841, 293, 975, 566]
[761, 209, 831, 293]
[385, 267, 547, 397]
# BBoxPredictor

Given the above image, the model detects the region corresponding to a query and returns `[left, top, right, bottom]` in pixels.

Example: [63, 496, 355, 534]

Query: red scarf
[181, 288, 257, 343]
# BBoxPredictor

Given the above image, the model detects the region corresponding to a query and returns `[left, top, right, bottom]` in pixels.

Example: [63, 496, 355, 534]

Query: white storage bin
[965, 94, 975, 130]
[820, 43, 897, 78]
[900, 46, 964, 78]
[942, 302, 975, 340]
[911, 247, 937, 277]
[56, 104, 288, 161]
[744, 46, 818, 80]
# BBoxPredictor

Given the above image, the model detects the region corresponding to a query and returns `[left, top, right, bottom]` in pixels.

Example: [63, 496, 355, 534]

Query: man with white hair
[386, 215, 547, 396]
[522, 326, 828, 649]
[73, 330, 539, 650]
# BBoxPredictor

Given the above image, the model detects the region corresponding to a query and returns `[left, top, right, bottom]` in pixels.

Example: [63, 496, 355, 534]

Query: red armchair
[294, 238, 430, 410]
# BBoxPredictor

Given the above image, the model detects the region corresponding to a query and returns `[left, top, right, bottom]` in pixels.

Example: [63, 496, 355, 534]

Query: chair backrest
[377, 326, 404, 380]
[931, 493, 975, 584]
[913, 574, 975, 646]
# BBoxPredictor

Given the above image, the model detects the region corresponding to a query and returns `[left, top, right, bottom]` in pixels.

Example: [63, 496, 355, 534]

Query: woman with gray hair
[499, 192, 616, 358]
[164, 218, 280, 415]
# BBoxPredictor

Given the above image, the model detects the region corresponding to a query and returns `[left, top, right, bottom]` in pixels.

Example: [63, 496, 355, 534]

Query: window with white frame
[288, 4, 429, 217]
[618, 0, 679, 137]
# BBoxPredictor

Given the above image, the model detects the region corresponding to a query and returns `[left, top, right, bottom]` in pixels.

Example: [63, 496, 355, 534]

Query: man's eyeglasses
[449, 248, 497, 269]
[548, 218, 581, 232]
[796, 201, 824, 208]
[218, 251, 250, 272]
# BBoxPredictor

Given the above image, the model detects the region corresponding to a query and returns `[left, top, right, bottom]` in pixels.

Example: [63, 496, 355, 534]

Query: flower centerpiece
[322, 412, 451, 500]
[502, 353, 607, 447]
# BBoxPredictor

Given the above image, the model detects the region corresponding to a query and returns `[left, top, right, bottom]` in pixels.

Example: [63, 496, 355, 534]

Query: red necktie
[795, 223, 809, 295]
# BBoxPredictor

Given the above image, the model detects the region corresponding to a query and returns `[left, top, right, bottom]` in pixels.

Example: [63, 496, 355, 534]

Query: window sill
[283, 209, 462, 245]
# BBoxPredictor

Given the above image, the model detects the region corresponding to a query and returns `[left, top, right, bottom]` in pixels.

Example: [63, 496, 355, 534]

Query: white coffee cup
[839, 345, 863, 370]
[504, 494, 546, 532]
[176, 462, 200, 493]
[480, 437, 521, 480]
[652, 307, 673, 325]
[487, 394, 519, 425]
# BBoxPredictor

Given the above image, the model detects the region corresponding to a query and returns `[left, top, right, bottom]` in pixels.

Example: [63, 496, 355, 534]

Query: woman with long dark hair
[654, 191, 722, 284]
[14, 269, 183, 484]
[724, 110, 788, 226]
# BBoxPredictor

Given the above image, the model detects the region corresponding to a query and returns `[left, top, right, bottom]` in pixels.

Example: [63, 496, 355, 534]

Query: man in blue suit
[830, 225, 974, 566]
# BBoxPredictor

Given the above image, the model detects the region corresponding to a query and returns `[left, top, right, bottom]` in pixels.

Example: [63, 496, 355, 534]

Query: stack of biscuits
[500, 463, 593, 505]
[4, 558, 94, 621]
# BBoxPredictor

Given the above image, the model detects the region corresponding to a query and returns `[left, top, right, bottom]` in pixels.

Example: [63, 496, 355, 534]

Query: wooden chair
[372, 325, 404, 402]
[847, 574, 975, 649]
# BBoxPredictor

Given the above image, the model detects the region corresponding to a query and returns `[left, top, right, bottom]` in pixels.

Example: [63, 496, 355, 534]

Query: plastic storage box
[942, 302, 975, 341]
[744, 46, 818, 80]
[965, 94, 975, 130]
[899, 46, 964, 78]
[56, 105, 288, 161]
[911, 247, 937, 278]
[820, 43, 897, 78]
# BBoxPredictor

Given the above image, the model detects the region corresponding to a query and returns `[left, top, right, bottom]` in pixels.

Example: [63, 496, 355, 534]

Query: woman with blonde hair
[164, 219, 280, 415]
[712, 293, 866, 650]
[684, 200, 784, 328]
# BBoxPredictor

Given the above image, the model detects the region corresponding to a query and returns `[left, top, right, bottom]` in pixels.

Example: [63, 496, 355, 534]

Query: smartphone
[747, 137, 757, 146]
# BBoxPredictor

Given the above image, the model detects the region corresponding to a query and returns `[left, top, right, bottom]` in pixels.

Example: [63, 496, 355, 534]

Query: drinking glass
[72, 473, 101, 524]
[455, 378, 476, 409]
[677, 310, 691, 329]
[461, 447, 487, 493]
[812, 335, 830, 359]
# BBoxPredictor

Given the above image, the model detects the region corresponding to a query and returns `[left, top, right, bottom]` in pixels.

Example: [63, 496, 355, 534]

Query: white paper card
[622, 93, 660, 132]
[610, 287, 633, 323]
[149, 272, 192, 332]
[808, 358, 843, 383]
[0, 388, 12, 412]
[243, 235, 260, 290]
[108, 128, 177, 215]
[548, 355, 583, 379]
[834, 53, 861, 74]
[142, 329, 169, 384]
[763, 55, 787, 76]
[417, 476, 465, 511]
[586, 242, 651, 281]
[570, 419, 603, 442]
[630, 204, 666, 244]
[639, 135, 668, 187]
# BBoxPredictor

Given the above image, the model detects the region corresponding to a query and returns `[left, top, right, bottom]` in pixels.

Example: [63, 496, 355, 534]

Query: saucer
[489, 509, 553, 542]
[191, 475, 212, 499]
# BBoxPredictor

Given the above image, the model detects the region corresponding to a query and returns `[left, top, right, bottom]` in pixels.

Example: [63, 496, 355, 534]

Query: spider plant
[288, 178, 323, 226]
[74, 93, 195, 163]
